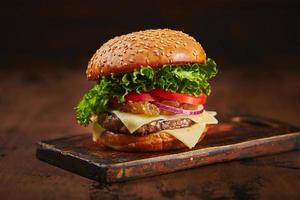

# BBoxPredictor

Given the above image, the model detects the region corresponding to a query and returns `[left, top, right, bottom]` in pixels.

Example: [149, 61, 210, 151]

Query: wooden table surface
[1, 62, 300, 200]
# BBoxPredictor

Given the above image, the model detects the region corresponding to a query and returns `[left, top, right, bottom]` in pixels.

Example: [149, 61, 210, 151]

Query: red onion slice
[152, 101, 204, 115]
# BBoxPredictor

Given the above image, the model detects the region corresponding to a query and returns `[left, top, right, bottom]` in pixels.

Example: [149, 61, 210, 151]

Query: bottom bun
[98, 129, 207, 152]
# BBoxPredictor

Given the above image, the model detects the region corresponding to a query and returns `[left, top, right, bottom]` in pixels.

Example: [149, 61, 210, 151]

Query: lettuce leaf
[75, 58, 217, 126]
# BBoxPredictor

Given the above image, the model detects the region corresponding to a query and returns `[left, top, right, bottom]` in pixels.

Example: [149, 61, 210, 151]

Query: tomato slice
[149, 89, 207, 105]
[125, 92, 156, 102]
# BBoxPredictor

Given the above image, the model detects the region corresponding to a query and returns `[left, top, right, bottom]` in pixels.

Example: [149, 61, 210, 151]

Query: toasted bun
[97, 129, 207, 152]
[86, 29, 206, 80]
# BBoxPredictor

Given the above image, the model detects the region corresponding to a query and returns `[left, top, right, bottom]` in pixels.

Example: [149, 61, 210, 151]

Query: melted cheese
[112, 110, 218, 133]
[160, 123, 206, 148]
[111, 110, 218, 149]
[92, 121, 105, 142]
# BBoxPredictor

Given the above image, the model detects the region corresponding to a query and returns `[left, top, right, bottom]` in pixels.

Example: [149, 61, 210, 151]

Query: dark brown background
[2, 0, 300, 68]
[1, 1, 300, 199]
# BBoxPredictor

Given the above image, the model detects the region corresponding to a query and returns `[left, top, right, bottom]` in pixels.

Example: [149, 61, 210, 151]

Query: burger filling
[98, 112, 194, 136]
[75, 58, 218, 148]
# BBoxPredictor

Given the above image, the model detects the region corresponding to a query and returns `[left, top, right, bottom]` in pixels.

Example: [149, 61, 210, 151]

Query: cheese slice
[160, 123, 206, 148]
[188, 111, 218, 124]
[112, 110, 218, 133]
[92, 121, 105, 142]
[111, 110, 218, 149]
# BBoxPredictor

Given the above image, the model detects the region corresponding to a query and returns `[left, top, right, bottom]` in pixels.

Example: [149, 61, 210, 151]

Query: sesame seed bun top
[86, 29, 207, 80]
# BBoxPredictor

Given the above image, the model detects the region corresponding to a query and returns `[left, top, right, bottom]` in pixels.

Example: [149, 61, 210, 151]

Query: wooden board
[36, 114, 300, 183]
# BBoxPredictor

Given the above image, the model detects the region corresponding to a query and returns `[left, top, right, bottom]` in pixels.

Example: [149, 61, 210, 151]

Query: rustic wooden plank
[36, 115, 300, 183]
[1, 65, 300, 199]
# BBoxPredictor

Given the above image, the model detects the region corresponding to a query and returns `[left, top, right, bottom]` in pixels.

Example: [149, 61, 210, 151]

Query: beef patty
[98, 112, 194, 136]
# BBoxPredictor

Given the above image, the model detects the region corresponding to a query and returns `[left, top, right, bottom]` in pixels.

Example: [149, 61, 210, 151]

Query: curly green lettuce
[75, 58, 217, 126]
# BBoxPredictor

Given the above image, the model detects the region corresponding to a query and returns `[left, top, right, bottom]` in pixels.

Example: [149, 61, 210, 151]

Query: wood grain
[1, 64, 300, 199]
[36, 115, 300, 183]
[2, 1, 300, 197]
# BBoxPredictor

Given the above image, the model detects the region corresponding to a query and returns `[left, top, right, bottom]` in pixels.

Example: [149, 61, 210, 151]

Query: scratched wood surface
[36, 115, 300, 183]
[1, 64, 300, 199]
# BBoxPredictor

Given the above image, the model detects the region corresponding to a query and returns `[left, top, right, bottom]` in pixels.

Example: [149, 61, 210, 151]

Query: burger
[75, 29, 218, 151]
